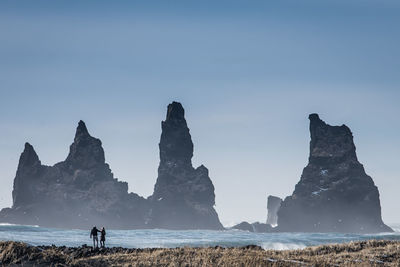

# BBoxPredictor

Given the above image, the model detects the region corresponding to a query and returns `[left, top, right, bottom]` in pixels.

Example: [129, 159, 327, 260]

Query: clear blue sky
[0, 0, 399, 225]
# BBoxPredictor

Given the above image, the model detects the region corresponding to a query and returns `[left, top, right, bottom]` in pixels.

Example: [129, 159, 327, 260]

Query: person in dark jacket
[90, 226, 100, 248]
[100, 227, 106, 248]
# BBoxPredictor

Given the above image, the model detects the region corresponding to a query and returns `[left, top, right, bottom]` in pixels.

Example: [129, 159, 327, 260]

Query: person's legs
[93, 237, 96, 248]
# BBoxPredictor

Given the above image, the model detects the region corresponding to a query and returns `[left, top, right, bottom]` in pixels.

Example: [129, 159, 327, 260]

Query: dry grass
[1, 240, 399, 266]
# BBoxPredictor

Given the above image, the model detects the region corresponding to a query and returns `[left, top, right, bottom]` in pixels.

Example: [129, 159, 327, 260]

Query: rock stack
[148, 102, 223, 230]
[277, 114, 392, 233]
[1, 121, 149, 229]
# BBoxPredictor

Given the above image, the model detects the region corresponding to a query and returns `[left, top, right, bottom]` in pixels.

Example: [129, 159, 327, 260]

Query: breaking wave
[0, 223, 39, 227]
[261, 242, 306, 250]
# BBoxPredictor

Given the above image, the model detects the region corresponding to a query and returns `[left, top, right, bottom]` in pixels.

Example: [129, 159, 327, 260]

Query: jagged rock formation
[0, 121, 149, 229]
[231, 221, 272, 233]
[147, 102, 223, 230]
[266, 195, 282, 226]
[0, 102, 223, 230]
[277, 114, 393, 233]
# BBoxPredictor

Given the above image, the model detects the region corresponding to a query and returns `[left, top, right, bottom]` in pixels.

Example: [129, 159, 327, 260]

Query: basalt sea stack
[277, 114, 392, 233]
[0, 121, 149, 229]
[147, 102, 223, 230]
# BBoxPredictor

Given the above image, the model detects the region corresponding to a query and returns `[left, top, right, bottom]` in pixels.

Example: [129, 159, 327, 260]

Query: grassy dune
[1, 240, 399, 266]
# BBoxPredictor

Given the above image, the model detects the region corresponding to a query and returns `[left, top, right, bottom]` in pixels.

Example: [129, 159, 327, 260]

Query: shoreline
[1, 240, 400, 266]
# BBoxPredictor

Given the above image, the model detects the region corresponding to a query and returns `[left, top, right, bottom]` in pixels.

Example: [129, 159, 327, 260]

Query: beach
[1, 240, 399, 266]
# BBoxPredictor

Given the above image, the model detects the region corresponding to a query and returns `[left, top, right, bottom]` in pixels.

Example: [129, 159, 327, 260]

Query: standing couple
[90, 226, 106, 248]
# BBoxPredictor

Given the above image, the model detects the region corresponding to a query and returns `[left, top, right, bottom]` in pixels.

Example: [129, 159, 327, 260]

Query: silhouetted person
[100, 227, 106, 248]
[90, 226, 100, 248]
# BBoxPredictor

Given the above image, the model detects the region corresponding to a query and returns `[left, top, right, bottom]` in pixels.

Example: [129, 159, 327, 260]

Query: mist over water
[1, 224, 399, 250]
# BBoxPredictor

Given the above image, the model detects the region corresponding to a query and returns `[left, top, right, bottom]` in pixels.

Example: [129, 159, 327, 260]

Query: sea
[0, 223, 399, 250]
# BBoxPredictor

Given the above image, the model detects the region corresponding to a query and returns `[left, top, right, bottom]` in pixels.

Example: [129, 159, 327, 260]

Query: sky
[0, 0, 399, 226]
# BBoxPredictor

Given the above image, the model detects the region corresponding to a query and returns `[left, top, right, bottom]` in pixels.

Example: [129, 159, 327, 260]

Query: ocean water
[0, 223, 399, 250]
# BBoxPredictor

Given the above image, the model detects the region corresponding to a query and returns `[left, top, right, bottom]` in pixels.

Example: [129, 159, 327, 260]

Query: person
[90, 226, 100, 248]
[100, 227, 106, 248]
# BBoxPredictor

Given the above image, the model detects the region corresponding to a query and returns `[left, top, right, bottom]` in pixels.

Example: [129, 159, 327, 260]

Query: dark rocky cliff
[148, 102, 223, 230]
[277, 114, 392, 233]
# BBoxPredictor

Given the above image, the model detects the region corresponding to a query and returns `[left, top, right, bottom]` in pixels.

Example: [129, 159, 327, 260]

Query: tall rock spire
[159, 101, 193, 166]
[150, 101, 223, 230]
[277, 114, 392, 233]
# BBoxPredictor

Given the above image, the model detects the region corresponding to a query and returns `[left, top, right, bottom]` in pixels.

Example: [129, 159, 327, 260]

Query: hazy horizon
[0, 0, 399, 226]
